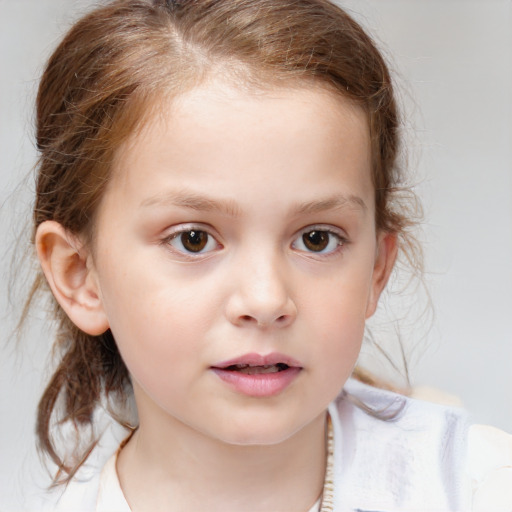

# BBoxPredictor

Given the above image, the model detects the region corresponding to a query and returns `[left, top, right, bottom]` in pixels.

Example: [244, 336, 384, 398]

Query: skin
[36, 80, 397, 511]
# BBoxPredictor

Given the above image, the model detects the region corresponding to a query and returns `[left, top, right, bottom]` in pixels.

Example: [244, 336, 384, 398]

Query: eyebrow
[140, 190, 241, 216]
[294, 195, 368, 215]
[140, 190, 367, 217]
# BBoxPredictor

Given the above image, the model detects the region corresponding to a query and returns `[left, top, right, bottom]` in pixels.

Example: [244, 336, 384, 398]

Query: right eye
[166, 229, 219, 254]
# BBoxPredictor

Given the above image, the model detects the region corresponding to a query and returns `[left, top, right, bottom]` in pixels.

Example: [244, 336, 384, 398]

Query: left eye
[167, 229, 219, 254]
[292, 229, 343, 254]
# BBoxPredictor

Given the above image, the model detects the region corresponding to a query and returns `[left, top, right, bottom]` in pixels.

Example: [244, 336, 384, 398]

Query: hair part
[26, 0, 420, 482]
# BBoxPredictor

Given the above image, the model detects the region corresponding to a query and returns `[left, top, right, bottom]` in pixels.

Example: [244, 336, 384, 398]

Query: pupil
[181, 230, 207, 252]
[303, 231, 328, 252]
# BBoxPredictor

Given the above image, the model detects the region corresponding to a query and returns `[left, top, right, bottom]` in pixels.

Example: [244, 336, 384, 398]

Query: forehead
[108, 80, 373, 213]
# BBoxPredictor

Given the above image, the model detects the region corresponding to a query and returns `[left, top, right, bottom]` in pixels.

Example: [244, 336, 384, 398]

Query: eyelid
[164, 222, 217, 237]
[296, 223, 347, 237]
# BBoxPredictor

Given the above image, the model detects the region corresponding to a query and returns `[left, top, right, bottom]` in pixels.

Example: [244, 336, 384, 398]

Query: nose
[225, 250, 297, 329]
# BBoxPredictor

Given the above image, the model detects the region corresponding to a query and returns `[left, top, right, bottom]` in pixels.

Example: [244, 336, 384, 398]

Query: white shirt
[29, 379, 512, 512]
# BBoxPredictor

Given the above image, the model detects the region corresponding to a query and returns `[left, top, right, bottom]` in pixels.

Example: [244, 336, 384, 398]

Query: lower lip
[211, 367, 301, 397]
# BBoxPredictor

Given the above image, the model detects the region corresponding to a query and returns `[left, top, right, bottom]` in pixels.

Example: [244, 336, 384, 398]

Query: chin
[209, 412, 309, 447]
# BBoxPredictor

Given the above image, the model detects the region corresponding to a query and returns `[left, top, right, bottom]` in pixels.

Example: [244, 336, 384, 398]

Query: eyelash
[162, 224, 348, 258]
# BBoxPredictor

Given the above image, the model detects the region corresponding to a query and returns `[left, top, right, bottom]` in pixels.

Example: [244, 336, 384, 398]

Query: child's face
[89, 80, 394, 445]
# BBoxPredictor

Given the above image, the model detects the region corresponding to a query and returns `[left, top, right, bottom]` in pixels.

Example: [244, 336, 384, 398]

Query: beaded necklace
[318, 414, 335, 512]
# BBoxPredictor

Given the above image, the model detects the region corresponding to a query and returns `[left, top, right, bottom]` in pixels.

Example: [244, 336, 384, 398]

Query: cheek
[302, 270, 371, 372]
[96, 259, 218, 383]
[106, 296, 200, 409]
[296, 288, 366, 419]
[314, 310, 365, 374]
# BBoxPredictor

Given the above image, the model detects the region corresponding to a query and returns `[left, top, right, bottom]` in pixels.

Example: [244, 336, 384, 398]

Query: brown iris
[302, 230, 330, 252]
[180, 230, 208, 252]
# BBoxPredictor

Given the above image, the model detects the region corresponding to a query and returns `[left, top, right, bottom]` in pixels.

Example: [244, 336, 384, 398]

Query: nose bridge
[228, 241, 296, 327]
[249, 246, 286, 302]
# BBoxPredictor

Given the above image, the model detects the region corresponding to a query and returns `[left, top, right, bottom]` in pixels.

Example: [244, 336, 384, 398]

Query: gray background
[1, 0, 511, 509]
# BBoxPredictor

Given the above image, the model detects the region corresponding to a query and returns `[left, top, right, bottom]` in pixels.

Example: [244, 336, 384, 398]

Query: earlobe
[365, 232, 398, 318]
[35, 220, 109, 335]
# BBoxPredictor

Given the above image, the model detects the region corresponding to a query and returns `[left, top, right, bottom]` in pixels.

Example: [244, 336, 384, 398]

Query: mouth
[221, 363, 291, 375]
[211, 353, 302, 397]
[212, 352, 302, 370]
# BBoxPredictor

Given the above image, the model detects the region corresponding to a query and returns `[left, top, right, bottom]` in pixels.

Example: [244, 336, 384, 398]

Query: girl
[21, 0, 511, 510]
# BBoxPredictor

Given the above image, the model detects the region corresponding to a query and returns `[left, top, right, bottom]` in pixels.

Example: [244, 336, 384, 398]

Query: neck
[117, 401, 327, 512]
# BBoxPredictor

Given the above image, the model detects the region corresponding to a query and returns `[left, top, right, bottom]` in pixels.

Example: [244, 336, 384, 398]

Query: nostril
[233, 305, 296, 328]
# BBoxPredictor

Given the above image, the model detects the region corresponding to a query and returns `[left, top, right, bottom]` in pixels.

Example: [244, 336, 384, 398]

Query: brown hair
[29, 0, 418, 482]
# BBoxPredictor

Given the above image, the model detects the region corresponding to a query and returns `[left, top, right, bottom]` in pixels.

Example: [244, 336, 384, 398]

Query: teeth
[224, 363, 290, 374]
[239, 365, 279, 374]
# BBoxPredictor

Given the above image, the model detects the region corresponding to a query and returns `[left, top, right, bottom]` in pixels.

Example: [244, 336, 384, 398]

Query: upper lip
[212, 352, 302, 369]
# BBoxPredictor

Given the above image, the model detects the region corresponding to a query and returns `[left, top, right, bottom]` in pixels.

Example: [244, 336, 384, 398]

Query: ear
[365, 231, 398, 318]
[35, 220, 109, 335]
